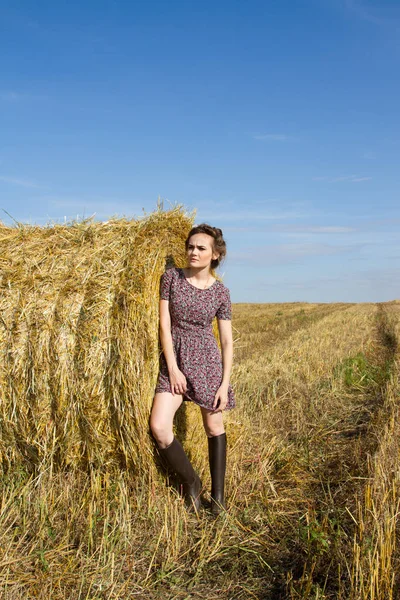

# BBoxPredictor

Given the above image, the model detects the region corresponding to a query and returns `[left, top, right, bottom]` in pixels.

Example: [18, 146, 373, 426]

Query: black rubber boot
[208, 432, 227, 515]
[158, 437, 202, 513]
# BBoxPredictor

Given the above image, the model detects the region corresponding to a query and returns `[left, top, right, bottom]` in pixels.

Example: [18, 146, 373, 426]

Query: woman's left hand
[212, 383, 229, 411]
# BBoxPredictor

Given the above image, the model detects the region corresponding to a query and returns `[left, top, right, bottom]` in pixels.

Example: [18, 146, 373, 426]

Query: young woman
[150, 223, 235, 515]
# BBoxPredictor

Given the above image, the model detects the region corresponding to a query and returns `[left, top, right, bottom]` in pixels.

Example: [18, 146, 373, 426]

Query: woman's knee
[201, 408, 225, 437]
[205, 427, 225, 438]
[203, 421, 225, 438]
[150, 415, 167, 439]
[150, 413, 173, 446]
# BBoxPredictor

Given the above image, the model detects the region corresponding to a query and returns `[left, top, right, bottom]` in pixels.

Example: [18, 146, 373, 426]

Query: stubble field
[1, 300, 399, 599]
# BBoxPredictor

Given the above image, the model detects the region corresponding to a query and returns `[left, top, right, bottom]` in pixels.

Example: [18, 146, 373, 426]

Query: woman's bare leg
[150, 392, 183, 448]
[200, 407, 225, 438]
[150, 393, 202, 511]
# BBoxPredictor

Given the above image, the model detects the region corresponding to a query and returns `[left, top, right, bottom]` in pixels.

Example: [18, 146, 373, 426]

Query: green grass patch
[334, 352, 389, 391]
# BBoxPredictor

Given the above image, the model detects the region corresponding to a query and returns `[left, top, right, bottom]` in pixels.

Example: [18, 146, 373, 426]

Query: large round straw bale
[0, 204, 205, 474]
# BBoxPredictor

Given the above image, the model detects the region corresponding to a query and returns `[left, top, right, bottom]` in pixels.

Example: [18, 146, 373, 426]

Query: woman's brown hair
[185, 223, 227, 270]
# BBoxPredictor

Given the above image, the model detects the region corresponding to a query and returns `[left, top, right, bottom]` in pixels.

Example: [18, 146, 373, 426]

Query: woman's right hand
[168, 366, 187, 396]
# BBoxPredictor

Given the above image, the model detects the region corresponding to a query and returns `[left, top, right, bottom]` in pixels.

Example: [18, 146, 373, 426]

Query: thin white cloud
[275, 225, 356, 234]
[230, 241, 364, 266]
[0, 196, 146, 226]
[201, 210, 306, 222]
[313, 266, 400, 291]
[46, 196, 145, 220]
[0, 90, 48, 102]
[253, 133, 295, 142]
[362, 151, 377, 160]
[312, 174, 372, 183]
[49, 197, 139, 210]
[223, 224, 355, 234]
[250, 266, 400, 301]
[345, 0, 400, 27]
[0, 175, 44, 189]
[0, 91, 23, 101]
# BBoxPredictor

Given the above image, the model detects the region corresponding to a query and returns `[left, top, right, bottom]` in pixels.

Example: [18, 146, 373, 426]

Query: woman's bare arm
[217, 319, 234, 386]
[159, 299, 178, 373]
[159, 299, 188, 395]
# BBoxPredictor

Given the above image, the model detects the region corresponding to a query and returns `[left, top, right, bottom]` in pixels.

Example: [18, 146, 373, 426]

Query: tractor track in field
[233, 303, 353, 363]
[267, 302, 399, 599]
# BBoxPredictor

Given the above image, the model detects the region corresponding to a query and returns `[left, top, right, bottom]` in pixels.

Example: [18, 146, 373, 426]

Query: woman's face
[187, 233, 219, 269]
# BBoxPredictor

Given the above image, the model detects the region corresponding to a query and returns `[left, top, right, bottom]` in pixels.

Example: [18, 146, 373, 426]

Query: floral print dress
[154, 267, 235, 411]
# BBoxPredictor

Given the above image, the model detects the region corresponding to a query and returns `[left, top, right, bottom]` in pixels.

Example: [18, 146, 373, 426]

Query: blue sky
[1, 0, 399, 302]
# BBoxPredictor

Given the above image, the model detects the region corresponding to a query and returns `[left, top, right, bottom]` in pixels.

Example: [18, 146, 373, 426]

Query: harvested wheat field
[0, 206, 399, 599]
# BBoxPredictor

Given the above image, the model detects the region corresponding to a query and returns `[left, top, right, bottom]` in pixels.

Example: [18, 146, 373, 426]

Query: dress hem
[183, 395, 236, 412]
[154, 387, 235, 411]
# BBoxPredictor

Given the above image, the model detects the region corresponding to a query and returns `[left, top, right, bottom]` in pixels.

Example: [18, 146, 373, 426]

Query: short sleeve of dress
[160, 268, 175, 300]
[216, 287, 232, 320]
